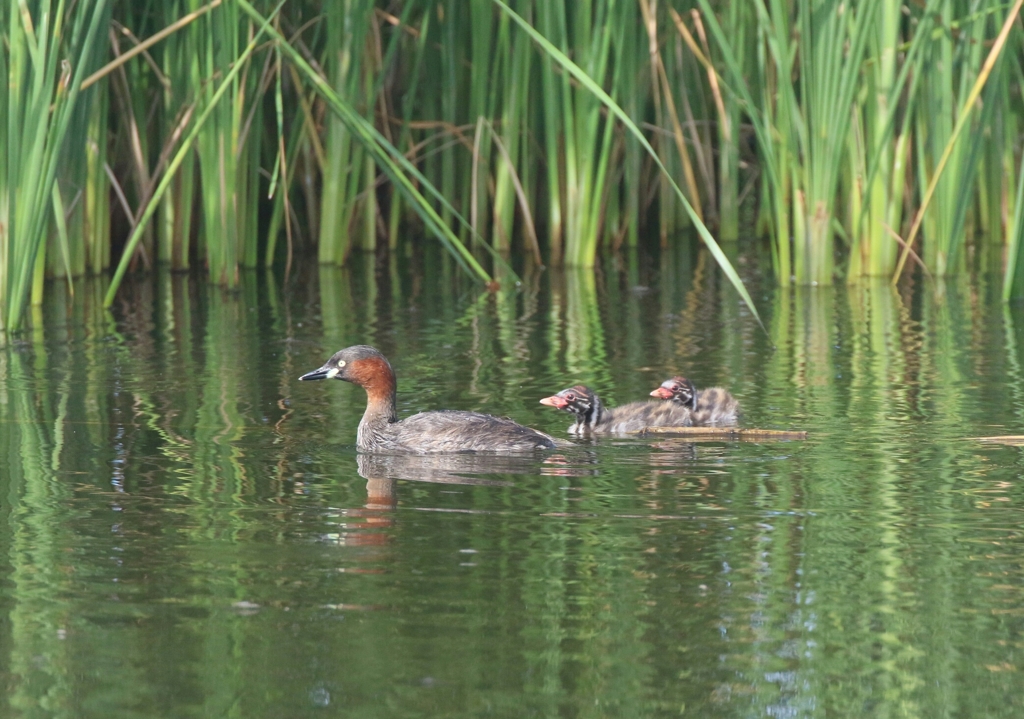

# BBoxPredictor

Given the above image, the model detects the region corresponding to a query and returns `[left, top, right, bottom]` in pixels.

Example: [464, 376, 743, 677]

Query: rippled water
[2, 250, 1024, 718]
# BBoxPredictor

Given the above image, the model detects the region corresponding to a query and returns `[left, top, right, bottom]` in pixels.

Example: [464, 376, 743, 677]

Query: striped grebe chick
[539, 384, 692, 435]
[650, 376, 739, 427]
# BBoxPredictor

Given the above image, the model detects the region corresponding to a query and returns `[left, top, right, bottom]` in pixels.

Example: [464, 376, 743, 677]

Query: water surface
[2, 251, 1023, 718]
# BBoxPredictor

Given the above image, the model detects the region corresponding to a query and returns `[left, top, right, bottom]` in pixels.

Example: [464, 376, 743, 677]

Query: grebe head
[650, 376, 696, 409]
[299, 345, 396, 395]
[540, 385, 602, 425]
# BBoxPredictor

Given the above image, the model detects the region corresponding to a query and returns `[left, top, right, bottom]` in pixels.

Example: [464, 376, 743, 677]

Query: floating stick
[971, 436, 1024, 446]
[630, 427, 808, 441]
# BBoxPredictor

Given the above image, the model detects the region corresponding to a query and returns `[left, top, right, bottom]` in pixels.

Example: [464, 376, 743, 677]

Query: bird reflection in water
[348, 445, 693, 532]
[646, 440, 699, 464]
[355, 452, 599, 504]
[358, 453, 531, 498]
[337, 454, 533, 546]
[330, 442, 719, 552]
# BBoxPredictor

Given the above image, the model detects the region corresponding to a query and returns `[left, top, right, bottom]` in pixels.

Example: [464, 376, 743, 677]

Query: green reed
[318, 0, 376, 265]
[158, 1, 202, 271]
[237, 0, 494, 284]
[846, 0, 909, 278]
[83, 73, 111, 274]
[778, 0, 878, 284]
[1002, 77, 1024, 299]
[0, 0, 109, 331]
[14, 0, 1024, 330]
[103, 1, 285, 307]
[559, 0, 632, 267]
[194, 0, 262, 286]
[915, 0, 986, 277]
[490, 9, 532, 253]
[496, 0, 762, 324]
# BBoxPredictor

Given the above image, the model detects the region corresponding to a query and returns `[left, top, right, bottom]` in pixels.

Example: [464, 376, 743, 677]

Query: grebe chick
[300, 345, 561, 453]
[650, 376, 739, 427]
[539, 384, 692, 435]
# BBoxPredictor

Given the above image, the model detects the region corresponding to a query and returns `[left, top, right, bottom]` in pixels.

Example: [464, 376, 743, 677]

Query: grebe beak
[539, 395, 569, 409]
[299, 364, 334, 381]
[650, 387, 674, 399]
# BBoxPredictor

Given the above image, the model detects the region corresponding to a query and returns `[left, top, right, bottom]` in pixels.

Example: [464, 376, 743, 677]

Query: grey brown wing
[398, 411, 560, 452]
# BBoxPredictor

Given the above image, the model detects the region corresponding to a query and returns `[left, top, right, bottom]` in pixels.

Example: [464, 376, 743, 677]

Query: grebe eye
[337, 360, 346, 368]
[565, 393, 576, 401]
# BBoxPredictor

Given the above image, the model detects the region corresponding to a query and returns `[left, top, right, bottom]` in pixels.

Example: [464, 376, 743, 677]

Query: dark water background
[2, 247, 1024, 718]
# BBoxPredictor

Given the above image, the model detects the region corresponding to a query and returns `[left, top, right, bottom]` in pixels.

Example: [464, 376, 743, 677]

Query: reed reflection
[0, 261, 1023, 717]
